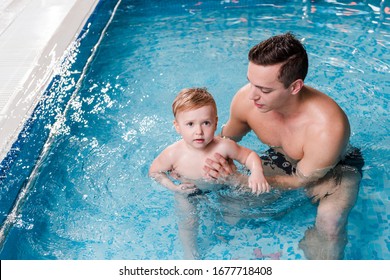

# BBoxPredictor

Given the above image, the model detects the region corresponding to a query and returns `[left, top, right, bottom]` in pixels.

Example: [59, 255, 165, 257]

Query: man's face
[246, 62, 291, 112]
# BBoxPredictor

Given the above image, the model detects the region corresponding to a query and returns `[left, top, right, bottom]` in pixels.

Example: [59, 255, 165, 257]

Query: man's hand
[203, 153, 237, 182]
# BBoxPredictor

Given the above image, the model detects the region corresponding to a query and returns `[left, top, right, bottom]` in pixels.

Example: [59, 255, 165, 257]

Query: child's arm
[222, 138, 270, 194]
[244, 151, 270, 194]
[149, 146, 197, 195]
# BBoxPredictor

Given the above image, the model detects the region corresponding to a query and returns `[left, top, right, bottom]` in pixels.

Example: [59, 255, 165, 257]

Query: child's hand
[248, 175, 270, 195]
[177, 183, 198, 195]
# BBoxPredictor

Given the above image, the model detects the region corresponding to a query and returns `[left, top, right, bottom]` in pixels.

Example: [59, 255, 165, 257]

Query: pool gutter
[0, 0, 99, 163]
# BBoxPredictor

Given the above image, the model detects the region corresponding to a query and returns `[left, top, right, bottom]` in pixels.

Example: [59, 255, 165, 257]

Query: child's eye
[186, 122, 193, 126]
[203, 121, 211, 126]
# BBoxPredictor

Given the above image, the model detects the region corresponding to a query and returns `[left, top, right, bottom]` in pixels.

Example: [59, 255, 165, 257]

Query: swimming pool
[0, 0, 389, 259]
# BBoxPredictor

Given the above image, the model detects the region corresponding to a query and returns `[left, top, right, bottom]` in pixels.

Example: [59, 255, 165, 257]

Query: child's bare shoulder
[214, 135, 238, 145]
[213, 136, 240, 151]
[161, 140, 189, 158]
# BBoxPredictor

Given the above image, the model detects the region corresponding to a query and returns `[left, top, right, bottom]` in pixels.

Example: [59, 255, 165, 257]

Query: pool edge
[0, 0, 100, 163]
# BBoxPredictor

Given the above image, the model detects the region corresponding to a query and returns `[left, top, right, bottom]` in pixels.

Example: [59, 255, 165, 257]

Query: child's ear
[215, 116, 219, 130]
[173, 120, 180, 133]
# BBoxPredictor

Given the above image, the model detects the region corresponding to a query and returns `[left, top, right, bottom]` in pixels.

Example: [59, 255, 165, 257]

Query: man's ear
[290, 79, 304, 95]
[173, 120, 180, 133]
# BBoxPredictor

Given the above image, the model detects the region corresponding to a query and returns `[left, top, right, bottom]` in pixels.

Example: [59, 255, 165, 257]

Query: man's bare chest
[247, 117, 305, 161]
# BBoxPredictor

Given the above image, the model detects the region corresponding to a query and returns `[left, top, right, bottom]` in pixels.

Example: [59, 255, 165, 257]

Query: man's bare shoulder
[231, 84, 255, 119]
[232, 84, 251, 105]
[302, 86, 350, 152]
[305, 86, 349, 128]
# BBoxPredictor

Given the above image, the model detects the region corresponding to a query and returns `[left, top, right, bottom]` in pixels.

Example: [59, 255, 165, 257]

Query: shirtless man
[204, 33, 364, 259]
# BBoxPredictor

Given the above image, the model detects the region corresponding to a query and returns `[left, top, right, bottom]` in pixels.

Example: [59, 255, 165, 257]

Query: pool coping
[0, 0, 99, 163]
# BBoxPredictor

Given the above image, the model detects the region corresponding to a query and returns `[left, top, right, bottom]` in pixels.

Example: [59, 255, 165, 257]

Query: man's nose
[248, 85, 260, 100]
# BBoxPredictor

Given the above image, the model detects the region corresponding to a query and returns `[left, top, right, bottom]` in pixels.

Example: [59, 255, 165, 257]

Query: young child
[149, 87, 270, 259]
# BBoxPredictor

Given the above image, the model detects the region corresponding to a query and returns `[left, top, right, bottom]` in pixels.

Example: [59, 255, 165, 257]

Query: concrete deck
[0, 0, 99, 163]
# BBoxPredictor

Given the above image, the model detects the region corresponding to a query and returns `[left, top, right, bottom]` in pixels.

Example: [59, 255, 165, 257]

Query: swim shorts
[188, 189, 211, 198]
[260, 149, 297, 175]
[260, 146, 364, 177]
[337, 147, 364, 177]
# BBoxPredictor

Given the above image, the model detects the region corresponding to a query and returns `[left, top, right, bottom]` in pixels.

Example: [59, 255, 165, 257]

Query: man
[204, 32, 364, 259]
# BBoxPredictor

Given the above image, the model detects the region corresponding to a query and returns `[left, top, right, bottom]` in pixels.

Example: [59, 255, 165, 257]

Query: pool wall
[0, 0, 120, 235]
[0, 0, 99, 164]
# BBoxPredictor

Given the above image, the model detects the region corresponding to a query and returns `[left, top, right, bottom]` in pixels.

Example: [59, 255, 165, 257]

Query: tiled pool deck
[0, 0, 99, 162]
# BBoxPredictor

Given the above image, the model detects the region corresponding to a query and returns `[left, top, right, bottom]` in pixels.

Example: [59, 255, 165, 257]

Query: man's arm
[206, 121, 349, 190]
[268, 122, 349, 190]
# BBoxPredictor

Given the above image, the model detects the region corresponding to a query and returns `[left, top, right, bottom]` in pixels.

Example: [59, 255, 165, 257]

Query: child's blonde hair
[172, 87, 217, 117]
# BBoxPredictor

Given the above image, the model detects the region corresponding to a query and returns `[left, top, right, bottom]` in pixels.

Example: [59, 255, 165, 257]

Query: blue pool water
[0, 0, 389, 259]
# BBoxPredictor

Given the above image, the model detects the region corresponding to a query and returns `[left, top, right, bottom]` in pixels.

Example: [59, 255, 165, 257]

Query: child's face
[174, 105, 218, 149]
